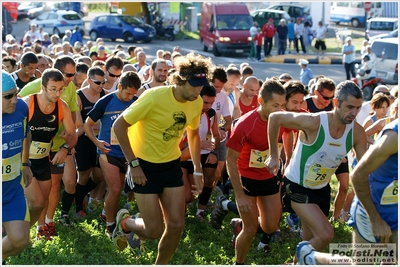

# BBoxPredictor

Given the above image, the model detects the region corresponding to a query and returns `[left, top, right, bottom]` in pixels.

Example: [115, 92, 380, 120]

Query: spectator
[97, 45, 109, 62]
[314, 21, 327, 59]
[262, 18, 276, 57]
[276, 19, 288, 55]
[249, 22, 258, 59]
[360, 39, 368, 56]
[23, 24, 40, 43]
[294, 18, 306, 54]
[303, 21, 313, 53]
[298, 59, 313, 86]
[254, 27, 263, 61]
[62, 30, 72, 43]
[47, 34, 60, 54]
[70, 26, 83, 47]
[342, 37, 356, 80]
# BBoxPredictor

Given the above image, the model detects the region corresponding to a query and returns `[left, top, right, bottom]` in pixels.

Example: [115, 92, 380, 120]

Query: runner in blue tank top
[2, 70, 33, 262]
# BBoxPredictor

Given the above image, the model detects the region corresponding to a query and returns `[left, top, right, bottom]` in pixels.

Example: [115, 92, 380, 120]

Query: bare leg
[333, 172, 349, 219]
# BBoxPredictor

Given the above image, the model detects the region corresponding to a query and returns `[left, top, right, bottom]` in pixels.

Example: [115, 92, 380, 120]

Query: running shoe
[286, 213, 300, 233]
[75, 210, 87, 219]
[339, 209, 350, 223]
[36, 225, 51, 241]
[230, 218, 242, 248]
[46, 222, 57, 237]
[257, 243, 271, 254]
[210, 195, 229, 229]
[127, 213, 145, 252]
[105, 223, 116, 239]
[59, 214, 72, 226]
[271, 229, 282, 243]
[296, 241, 316, 265]
[112, 209, 131, 251]
[195, 210, 206, 221]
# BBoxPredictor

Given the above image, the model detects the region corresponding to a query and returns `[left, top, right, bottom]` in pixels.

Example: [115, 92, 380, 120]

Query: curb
[262, 55, 362, 65]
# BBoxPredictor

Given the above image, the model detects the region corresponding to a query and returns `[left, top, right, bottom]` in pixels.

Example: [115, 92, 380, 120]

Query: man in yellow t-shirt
[112, 53, 212, 264]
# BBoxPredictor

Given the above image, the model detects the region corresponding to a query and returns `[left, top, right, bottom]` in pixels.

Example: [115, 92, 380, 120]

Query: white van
[330, 2, 383, 27]
[366, 18, 398, 39]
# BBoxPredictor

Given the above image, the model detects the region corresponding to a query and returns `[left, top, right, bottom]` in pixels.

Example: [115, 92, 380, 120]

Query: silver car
[370, 38, 398, 85]
[30, 10, 84, 37]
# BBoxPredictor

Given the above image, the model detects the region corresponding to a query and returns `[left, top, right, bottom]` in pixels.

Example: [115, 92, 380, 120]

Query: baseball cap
[2, 70, 18, 93]
[298, 59, 309, 66]
[186, 73, 209, 87]
[346, 36, 352, 41]
[98, 45, 105, 51]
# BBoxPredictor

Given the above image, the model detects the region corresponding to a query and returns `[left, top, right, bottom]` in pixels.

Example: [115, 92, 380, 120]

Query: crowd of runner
[2, 30, 398, 265]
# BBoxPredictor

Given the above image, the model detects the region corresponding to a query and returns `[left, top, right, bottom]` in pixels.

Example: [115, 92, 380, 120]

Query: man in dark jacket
[276, 19, 288, 55]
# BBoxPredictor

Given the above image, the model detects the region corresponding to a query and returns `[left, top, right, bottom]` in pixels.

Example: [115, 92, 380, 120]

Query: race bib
[249, 144, 282, 168]
[380, 180, 398, 205]
[110, 127, 119, 145]
[29, 141, 51, 159]
[2, 153, 21, 182]
[304, 163, 335, 188]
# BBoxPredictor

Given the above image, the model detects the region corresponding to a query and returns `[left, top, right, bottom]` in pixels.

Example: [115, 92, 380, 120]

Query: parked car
[30, 10, 84, 37]
[268, 4, 312, 26]
[366, 17, 398, 40]
[369, 29, 398, 42]
[18, 2, 52, 19]
[370, 38, 398, 85]
[251, 9, 290, 28]
[89, 14, 156, 43]
[52, 2, 88, 17]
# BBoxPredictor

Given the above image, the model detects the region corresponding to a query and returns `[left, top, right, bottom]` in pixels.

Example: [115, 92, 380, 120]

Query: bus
[330, 2, 383, 27]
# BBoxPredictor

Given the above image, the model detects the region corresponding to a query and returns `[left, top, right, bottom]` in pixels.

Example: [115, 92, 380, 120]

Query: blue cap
[2, 70, 17, 93]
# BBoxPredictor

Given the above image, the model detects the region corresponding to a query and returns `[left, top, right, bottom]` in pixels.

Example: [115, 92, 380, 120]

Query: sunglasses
[318, 90, 334, 101]
[3, 92, 18, 100]
[107, 70, 121, 78]
[90, 78, 107, 85]
[63, 72, 75, 78]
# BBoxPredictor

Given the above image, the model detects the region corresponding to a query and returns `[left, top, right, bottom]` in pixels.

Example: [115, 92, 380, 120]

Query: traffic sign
[364, 2, 372, 12]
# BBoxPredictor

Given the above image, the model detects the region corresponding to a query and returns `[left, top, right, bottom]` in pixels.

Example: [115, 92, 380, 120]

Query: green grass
[6, 176, 353, 265]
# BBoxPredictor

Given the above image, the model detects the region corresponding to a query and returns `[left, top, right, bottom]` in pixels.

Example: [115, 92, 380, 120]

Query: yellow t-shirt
[19, 79, 79, 152]
[122, 86, 202, 163]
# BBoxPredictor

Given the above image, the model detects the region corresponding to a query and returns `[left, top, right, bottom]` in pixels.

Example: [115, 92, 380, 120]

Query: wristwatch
[22, 161, 31, 167]
[210, 150, 217, 156]
[128, 159, 140, 168]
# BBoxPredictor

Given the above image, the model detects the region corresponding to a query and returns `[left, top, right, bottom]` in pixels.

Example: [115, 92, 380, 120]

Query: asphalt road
[11, 13, 367, 87]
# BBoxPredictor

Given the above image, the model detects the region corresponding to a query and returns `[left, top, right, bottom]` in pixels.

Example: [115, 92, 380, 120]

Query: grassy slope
[7, 176, 353, 265]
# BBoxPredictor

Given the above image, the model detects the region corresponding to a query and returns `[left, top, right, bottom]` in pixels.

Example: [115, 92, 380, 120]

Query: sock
[121, 216, 130, 233]
[84, 177, 98, 194]
[221, 200, 229, 211]
[196, 209, 204, 216]
[227, 201, 239, 215]
[61, 191, 75, 215]
[45, 216, 53, 224]
[260, 232, 274, 245]
[106, 221, 115, 227]
[75, 183, 86, 212]
[198, 186, 213, 206]
[102, 209, 106, 216]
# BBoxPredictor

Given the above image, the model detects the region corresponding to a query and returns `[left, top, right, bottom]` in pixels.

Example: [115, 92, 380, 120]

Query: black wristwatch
[210, 150, 217, 156]
[22, 161, 31, 167]
[127, 159, 140, 168]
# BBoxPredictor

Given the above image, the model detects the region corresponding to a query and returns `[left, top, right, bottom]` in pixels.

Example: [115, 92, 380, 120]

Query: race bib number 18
[2, 153, 21, 182]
